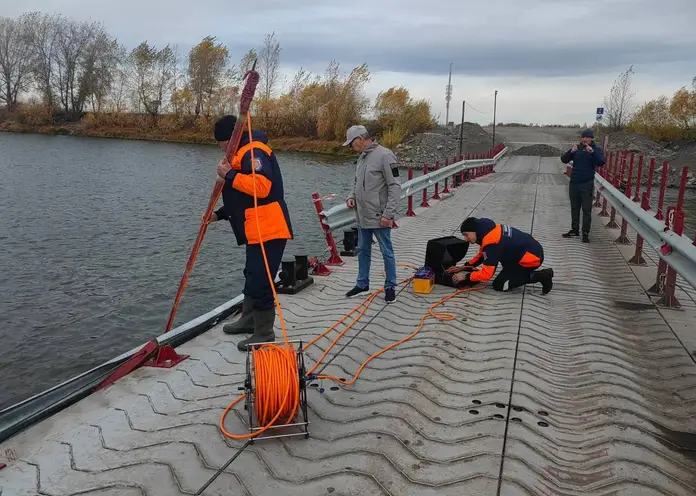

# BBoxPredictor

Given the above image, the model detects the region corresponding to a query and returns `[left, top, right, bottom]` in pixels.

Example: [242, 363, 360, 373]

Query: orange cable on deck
[218, 111, 485, 440]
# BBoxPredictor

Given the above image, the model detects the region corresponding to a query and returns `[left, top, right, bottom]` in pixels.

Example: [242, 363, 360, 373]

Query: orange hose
[218, 113, 484, 440]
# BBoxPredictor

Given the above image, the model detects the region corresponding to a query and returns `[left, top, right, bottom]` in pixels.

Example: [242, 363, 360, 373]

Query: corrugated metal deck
[1, 156, 695, 496]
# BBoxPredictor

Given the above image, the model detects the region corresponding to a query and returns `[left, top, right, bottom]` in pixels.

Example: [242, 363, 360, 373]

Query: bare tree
[237, 49, 256, 80]
[187, 36, 229, 116]
[53, 18, 103, 116]
[258, 32, 281, 100]
[22, 11, 62, 108]
[0, 16, 33, 110]
[80, 35, 124, 112]
[130, 42, 177, 119]
[602, 65, 635, 131]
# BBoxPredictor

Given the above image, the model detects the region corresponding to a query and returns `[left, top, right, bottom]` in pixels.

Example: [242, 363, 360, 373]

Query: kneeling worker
[205, 115, 293, 351]
[448, 217, 554, 294]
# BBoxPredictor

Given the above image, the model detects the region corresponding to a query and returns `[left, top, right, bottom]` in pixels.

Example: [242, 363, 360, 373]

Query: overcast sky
[4, 0, 696, 125]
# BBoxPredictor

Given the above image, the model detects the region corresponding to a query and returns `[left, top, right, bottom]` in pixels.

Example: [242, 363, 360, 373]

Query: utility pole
[458, 100, 465, 157]
[445, 62, 452, 127]
[492, 90, 498, 149]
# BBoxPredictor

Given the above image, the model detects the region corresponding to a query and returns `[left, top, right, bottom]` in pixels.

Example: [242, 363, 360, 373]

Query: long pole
[458, 100, 465, 157]
[492, 90, 498, 149]
[445, 62, 452, 127]
[164, 62, 260, 333]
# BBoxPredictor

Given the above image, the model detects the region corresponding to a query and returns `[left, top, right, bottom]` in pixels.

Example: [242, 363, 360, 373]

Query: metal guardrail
[320, 146, 509, 232]
[595, 173, 696, 290]
[0, 295, 243, 443]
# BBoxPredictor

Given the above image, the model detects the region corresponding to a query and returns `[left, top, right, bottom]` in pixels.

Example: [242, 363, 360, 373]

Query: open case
[424, 236, 471, 287]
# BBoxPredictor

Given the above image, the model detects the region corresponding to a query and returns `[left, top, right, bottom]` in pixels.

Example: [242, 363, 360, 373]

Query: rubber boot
[531, 268, 554, 295]
[237, 307, 276, 351]
[223, 297, 254, 334]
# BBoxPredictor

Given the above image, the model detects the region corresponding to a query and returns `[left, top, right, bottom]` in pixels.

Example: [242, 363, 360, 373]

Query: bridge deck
[2, 156, 696, 496]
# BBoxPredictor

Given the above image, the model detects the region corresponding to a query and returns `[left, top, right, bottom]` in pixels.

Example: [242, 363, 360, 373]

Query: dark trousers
[492, 265, 538, 291]
[569, 180, 594, 234]
[243, 238, 287, 310]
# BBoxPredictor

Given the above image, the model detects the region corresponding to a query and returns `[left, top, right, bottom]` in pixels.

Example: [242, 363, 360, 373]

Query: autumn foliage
[627, 82, 696, 141]
[0, 12, 436, 151]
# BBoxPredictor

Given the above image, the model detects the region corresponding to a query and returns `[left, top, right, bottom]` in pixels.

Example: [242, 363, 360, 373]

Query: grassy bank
[0, 121, 350, 156]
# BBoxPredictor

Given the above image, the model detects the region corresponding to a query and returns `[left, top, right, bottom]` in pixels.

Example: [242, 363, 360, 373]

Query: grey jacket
[347, 142, 401, 229]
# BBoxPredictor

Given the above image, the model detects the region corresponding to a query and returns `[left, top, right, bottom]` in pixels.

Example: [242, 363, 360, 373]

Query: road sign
[596, 107, 604, 115]
[596, 114, 603, 122]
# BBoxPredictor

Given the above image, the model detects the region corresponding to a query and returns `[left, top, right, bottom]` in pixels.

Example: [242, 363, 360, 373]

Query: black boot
[531, 268, 554, 294]
[223, 297, 254, 334]
[237, 306, 276, 351]
[562, 230, 579, 238]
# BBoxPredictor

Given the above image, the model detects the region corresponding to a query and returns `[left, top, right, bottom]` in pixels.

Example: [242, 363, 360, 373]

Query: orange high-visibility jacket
[467, 218, 543, 283]
[215, 130, 293, 246]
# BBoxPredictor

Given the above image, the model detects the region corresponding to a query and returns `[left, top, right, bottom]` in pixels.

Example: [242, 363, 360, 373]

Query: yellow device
[412, 267, 435, 294]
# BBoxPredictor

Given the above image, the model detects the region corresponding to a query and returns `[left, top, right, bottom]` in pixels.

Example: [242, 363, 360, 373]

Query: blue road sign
[596, 107, 604, 115]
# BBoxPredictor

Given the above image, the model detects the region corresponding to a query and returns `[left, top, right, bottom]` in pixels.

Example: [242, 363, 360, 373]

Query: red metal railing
[311, 142, 505, 271]
[590, 150, 695, 307]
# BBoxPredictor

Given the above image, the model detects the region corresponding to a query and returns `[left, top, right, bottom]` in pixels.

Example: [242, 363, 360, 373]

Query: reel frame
[243, 339, 310, 443]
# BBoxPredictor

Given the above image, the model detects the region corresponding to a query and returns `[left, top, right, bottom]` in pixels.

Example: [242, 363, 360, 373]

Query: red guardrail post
[628, 191, 649, 265]
[421, 164, 430, 208]
[676, 167, 688, 212]
[615, 154, 635, 244]
[598, 152, 612, 217]
[606, 157, 620, 229]
[593, 185, 602, 207]
[443, 158, 451, 194]
[406, 168, 416, 216]
[648, 207, 672, 295]
[645, 158, 655, 205]
[632, 154, 643, 202]
[610, 151, 618, 182]
[311, 192, 344, 266]
[460, 154, 466, 185]
[655, 207, 683, 308]
[655, 161, 668, 220]
[432, 161, 441, 200]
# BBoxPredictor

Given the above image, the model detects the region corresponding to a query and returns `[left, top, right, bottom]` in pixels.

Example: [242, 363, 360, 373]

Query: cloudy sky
[5, 0, 696, 125]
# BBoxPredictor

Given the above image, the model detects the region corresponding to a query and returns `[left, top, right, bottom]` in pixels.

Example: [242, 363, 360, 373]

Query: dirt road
[483, 126, 583, 152]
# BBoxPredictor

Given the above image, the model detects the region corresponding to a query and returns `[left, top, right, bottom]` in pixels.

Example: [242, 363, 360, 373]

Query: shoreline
[0, 122, 352, 157]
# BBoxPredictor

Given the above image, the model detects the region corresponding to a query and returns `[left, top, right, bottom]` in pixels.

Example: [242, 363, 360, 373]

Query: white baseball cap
[342, 125, 369, 146]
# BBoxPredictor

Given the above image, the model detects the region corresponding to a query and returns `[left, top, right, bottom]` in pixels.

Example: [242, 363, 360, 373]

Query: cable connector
[306, 373, 318, 381]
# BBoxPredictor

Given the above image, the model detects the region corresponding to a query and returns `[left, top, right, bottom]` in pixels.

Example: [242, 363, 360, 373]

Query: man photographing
[560, 129, 605, 243]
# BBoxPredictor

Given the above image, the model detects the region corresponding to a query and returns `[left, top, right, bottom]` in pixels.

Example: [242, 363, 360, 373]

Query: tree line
[0, 12, 435, 147]
[601, 65, 696, 142]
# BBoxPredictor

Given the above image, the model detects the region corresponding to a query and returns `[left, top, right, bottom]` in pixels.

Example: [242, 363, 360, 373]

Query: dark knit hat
[460, 217, 478, 234]
[214, 115, 237, 141]
[581, 128, 594, 139]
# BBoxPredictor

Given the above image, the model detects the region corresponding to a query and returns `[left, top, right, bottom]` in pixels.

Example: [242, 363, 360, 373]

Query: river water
[0, 133, 356, 410]
[1, 134, 695, 410]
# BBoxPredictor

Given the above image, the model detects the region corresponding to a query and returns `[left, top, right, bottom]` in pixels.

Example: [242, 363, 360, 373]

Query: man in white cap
[343, 125, 401, 302]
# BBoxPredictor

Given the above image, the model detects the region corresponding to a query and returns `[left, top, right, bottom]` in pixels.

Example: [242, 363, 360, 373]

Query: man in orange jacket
[448, 217, 554, 294]
[206, 115, 293, 351]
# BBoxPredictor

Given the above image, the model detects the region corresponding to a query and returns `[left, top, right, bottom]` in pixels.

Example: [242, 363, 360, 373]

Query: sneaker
[346, 285, 369, 297]
[562, 230, 579, 238]
[384, 286, 396, 303]
[582, 234, 589, 243]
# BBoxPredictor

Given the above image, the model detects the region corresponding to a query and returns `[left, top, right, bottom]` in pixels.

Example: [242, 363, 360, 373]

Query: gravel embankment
[393, 123, 503, 170]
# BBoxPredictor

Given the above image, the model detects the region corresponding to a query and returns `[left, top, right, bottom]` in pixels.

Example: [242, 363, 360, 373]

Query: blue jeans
[356, 227, 397, 290]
